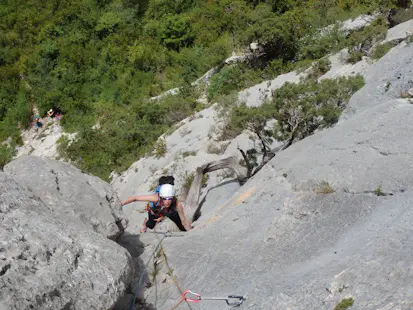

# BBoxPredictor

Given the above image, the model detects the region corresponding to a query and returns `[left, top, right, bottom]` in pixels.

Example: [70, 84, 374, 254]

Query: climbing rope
[154, 229, 193, 310]
[129, 228, 245, 309]
[129, 232, 167, 310]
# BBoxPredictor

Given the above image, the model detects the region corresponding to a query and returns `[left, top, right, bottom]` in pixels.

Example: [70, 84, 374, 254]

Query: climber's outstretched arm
[121, 194, 158, 206]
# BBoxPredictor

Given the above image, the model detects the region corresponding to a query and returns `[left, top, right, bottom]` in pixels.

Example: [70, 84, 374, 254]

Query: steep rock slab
[143, 152, 413, 309]
[270, 99, 413, 194]
[0, 173, 133, 310]
[4, 155, 126, 240]
[342, 41, 413, 119]
[383, 19, 413, 43]
[140, 103, 413, 308]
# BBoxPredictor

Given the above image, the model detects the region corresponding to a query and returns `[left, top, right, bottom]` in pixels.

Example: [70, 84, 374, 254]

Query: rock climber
[47, 107, 63, 120]
[33, 115, 43, 133]
[121, 182, 192, 233]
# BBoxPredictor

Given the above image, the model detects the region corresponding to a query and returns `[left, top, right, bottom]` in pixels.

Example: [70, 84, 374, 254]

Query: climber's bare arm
[176, 201, 191, 231]
[121, 194, 158, 206]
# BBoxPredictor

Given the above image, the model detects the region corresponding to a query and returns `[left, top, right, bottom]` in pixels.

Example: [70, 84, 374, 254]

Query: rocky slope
[115, 20, 413, 310]
[4, 15, 413, 310]
[0, 156, 133, 310]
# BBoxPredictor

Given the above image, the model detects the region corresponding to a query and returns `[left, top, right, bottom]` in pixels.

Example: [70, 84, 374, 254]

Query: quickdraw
[181, 290, 245, 307]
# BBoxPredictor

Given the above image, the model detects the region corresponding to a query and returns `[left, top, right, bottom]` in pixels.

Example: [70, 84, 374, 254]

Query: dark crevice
[33, 288, 62, 308]
[0, 263, 11, 276]
[115, 219, 125, 237]
[344, 189, 395, 196]
[105, 194, 114, 204]
[62, 302, 74, 310]
[46, 250, 53, 263]
[74, 253, 80, 269]
[105, 193, 127, 240]
[50, 169, 60, 192]
[369, 145, 390, 156]
[114, 232, 154, 310]
[92, 224, 100, 234]
[49, 288, 61, 298]
[17, 253, 27, 260]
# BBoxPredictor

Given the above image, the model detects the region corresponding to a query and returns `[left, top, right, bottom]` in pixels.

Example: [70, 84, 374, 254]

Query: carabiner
[181, 290, 201, 303]
[225, 295, 245, 307]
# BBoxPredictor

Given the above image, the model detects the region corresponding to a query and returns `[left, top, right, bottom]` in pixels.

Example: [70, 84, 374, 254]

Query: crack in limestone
[356, 140, 390, 156]
[0, 263, 11, 276]
[104, 193, 126, 240]
[369, 145, 390, 156]
[50, 169, 60, 192]
[343, 189, 401, 196]
[355, 139, 407, 156]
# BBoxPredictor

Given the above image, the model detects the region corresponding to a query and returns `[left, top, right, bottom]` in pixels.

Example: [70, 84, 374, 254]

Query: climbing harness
[181, 290, 245, 307]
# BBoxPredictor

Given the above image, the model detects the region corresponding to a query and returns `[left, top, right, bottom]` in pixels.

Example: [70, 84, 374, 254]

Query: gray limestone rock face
[271, 99, 413, 195]
[4, 155, 127, 240]
[136, 67, 413, 309]
[140, 101, 413, 308]
[342, 41, 413, 119]
[383, 19, 413, 43]
[0, 173, 133, 310]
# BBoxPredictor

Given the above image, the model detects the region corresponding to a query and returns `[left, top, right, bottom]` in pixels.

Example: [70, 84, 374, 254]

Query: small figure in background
[47, 109, 55, 118]
[33, 115, 42, 131]
[47, 107, 63, 121]
[32, 115, 43, 137]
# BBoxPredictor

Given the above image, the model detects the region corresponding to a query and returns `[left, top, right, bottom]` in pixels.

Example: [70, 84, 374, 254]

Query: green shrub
[306, 58, 332, 79]
[346, 50, 364, 64]
[56, 89, 202, 180]
[374, 184, 386, 196]
[347, 17, 388, 48]
[207, 65, 264, 101]
[0, 145, 14, 170]
[334, 297, 354, 310]
[0, 0, 393, 181]
[271, 75, 365, 141]
[371, 42, 397, 59]
[182, 150, 196, 157]
[224, 75, 364, 147]
[345, 16, 388, 63]
[298, 24, 346, 60]
[153, 138, 167, 158]
[181, 171, 209, 198]
[391, 9, 413, 26]
[206, 142, 226, 155]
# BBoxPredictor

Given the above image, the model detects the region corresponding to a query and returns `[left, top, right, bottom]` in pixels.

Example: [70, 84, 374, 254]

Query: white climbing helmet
[159, 184, 175, 198]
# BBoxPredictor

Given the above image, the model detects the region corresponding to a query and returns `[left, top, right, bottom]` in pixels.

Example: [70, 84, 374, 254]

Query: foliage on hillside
[223, 74, 365, 142]
[0, 0, 410, 179]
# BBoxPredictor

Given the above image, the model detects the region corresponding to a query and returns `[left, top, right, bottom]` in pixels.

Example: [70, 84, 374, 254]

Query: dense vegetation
[0, 0, 411, 179]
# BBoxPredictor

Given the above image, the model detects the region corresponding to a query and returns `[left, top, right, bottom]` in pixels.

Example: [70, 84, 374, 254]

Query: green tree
[161, 15, 195, 51]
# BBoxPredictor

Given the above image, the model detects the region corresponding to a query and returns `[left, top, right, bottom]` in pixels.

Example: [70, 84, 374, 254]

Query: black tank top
[160, 198, 178, 217]
[152, 198, 178, 217]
